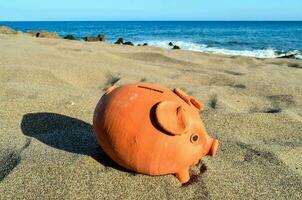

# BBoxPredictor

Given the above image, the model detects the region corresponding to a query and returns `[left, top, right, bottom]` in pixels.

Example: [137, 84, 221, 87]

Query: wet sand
[0, 32, 302, 199]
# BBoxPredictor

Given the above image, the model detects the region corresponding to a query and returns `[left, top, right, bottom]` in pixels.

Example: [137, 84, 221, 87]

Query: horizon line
[1, 20, 302, 22]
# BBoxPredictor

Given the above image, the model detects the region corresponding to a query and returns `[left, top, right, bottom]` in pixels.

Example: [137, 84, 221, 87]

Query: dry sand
[0, 32, 301, 199]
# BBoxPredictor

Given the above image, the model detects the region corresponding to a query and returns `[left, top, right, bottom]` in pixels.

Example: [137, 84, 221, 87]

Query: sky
[0, 0, 301, 21]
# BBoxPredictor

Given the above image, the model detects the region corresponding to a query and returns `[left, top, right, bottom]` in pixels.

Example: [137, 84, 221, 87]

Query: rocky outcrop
[0, 26, 19, 34]
[1, 26, 60, 38]
[64, 34, 76, 40]
[137, 43, 148, 46]
[123, 41, 134, 46]
[172, 45, 180, 50]
[115, 38, 124, 44]
[27, 30, 60, 38]
[277, 54, 297, 59]
[114, 38, 134, 46]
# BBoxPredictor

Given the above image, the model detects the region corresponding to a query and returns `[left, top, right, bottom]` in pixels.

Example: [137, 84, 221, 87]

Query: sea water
[1, 21, 302, 59]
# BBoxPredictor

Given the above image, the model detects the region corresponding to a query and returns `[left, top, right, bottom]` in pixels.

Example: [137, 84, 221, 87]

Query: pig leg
[175, 168, 190, 183]
[193, 159, 200, 165]
[104, 85, 117, 95]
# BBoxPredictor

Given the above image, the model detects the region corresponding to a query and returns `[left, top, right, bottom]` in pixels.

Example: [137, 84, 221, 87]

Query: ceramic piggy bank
[93, 83, 218, 183]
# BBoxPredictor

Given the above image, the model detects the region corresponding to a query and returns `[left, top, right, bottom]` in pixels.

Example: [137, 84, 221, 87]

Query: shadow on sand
[21, 112, 129, 172]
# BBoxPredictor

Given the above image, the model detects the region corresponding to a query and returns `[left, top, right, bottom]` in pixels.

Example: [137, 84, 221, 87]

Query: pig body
[93, 83, 218, 183]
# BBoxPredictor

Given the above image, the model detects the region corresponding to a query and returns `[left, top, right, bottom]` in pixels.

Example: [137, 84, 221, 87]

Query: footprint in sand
[250, 94, 296, 114]
[232, 84, 247, 89]
[222, 70, 245, 76]
[101, 72, 121, 91]
[209, 95, 218, 109]
[267, 95, 295, 107]
[0, 138, 31, 181]
[288, 63, 302, 68]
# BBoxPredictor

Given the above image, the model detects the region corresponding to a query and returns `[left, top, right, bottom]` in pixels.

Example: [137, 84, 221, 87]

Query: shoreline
[1, 25, 302, 60]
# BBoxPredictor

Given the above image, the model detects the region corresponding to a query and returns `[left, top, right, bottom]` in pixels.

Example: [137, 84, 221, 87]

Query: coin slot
[137, 85, 164, 93]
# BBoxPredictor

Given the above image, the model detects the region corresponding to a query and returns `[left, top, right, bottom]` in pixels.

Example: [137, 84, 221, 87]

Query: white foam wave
[296, 55, 302, 60]
[138, 40, 295, 59]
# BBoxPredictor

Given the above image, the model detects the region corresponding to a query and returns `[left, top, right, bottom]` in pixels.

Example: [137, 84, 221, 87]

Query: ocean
[1, 21, 302, 59]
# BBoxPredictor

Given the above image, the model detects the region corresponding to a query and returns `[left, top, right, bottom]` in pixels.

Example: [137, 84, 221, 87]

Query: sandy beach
[0, 31, 302, 199]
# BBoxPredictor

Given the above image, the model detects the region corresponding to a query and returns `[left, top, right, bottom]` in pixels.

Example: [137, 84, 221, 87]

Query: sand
[0, 32, 302, 199]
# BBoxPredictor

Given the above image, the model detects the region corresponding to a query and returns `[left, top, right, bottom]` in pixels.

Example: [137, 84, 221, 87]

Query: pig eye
[190, 134, 199, 143]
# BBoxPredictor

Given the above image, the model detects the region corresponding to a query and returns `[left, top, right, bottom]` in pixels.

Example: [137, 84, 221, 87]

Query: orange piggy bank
[93, 83, 218, 183]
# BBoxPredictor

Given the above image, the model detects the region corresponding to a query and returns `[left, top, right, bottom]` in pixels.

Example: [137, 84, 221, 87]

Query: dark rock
[143, 43, 148, 46]
[172, 45, 180, 50]
[137, 44, 141, 46]
[114, 38, 133, 46]
[277, 54, 296, 59]
[115, 38, 124, 44]
[123, 41, 134, 46]
[168, 42, 174, 46]
[97, 34, 106, 41]
[64, 34, 76, 40]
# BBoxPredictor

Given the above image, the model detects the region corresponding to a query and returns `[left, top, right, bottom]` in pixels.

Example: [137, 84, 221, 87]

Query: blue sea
[1, 21, 302, 59]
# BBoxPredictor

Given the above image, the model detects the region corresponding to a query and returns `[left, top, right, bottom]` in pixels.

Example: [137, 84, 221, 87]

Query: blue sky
[0, 0, 301, 21]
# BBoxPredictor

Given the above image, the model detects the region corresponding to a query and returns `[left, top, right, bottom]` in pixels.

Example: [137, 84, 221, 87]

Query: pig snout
[201, 137, 219, 157]
[207, 138, 219, 156]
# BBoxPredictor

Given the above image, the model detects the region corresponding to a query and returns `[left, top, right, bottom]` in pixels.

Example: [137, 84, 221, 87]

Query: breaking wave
[140, 40, 302, 59]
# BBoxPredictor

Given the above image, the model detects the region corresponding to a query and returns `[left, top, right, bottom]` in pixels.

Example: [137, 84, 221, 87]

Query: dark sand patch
[232, 84, 247, 89]
[140, 77, 147, 82]
[58, 47, 93, 53]
[250, 107, 282, 114]
[0, 150, 21, 181]
[263, 107, 283, 113]
[101, 72, 121, 91]
[209, 95, 218, 109]
[222, 70, 245, 76]
[115, 52, 198, 67]
[267, 94, 295, 107]
[0, 138, 31, 181]
[288, 63, 302, 68]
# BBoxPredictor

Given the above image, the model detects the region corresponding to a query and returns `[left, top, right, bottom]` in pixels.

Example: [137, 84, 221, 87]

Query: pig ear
[155, 101, 189, 135]
[173, 88, 204, 112]
[190, 98, 204, 111]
